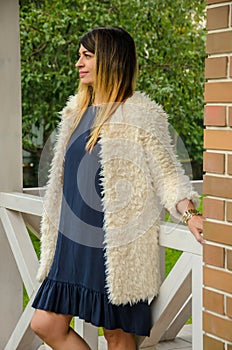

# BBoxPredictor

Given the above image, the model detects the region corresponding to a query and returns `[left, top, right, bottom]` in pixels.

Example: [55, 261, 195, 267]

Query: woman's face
[75, 44, 95, 85]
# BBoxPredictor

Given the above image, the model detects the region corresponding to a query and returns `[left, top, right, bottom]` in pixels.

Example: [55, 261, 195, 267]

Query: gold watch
[182, 209, 201, 224]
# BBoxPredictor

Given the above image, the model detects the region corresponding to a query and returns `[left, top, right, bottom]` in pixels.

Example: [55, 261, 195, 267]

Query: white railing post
[74, 318, 99, 350]
[0, 0, 23, 348]
[192, 254, 203, 350]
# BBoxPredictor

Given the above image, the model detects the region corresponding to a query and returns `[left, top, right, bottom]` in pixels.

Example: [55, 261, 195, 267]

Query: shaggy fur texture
[37, 92, 199, 305]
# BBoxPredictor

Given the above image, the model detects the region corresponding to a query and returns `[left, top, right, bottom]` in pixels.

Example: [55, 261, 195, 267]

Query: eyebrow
[79, 49, 92, 55]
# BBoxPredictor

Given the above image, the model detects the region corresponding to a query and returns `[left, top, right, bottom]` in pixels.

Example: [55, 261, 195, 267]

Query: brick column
[203, 1, 232, 349]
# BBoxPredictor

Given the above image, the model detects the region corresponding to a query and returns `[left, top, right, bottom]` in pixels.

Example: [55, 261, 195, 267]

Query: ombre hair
[73, 26, 137, 151]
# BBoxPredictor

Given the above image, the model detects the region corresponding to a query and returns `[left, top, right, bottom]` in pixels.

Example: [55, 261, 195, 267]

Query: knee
[103, 328, 114, 342]
[104, 328, 135, 346]
[30, 316, 40, 338]
[103, 328, 121, 345]
[30, 310, 53, 340]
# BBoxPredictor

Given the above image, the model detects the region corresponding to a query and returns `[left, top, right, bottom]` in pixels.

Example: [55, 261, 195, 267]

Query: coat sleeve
[141, 105, 199, 221]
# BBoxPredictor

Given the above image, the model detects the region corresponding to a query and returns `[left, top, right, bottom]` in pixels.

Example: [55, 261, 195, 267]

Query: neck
[92, 94, 105, 106]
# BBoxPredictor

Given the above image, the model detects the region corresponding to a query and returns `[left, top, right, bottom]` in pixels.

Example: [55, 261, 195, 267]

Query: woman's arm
[176, 199, 204, 244]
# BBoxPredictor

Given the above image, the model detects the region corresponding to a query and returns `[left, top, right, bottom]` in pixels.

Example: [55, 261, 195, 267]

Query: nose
[75, 56, 84, 68]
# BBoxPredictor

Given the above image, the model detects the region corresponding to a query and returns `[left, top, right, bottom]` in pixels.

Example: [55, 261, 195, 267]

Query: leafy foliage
[20, 0, 206, 183]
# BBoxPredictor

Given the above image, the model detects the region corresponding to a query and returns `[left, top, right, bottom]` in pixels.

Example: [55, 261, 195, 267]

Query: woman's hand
[187, 214, 205, 244]
[176, 199, 205, 244]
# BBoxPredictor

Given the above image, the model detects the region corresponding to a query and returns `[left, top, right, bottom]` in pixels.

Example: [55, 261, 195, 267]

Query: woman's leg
[103, 328, 136, 350]
[31, 309, 91, 350]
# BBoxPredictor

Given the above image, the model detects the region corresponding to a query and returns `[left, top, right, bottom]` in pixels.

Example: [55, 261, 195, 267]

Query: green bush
[20, 0, 206, 183]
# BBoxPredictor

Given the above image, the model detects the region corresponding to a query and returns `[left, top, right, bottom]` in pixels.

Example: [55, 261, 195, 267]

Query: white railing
[0, 181, 202, 350]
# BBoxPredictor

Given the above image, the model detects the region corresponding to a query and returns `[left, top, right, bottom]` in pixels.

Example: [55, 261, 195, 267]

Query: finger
[191, 227, 205, 244]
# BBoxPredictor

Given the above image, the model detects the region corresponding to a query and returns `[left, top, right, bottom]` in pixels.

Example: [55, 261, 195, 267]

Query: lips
[79, 71, 88, 77]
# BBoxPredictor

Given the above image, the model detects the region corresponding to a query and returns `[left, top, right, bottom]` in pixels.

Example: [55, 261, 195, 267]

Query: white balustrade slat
[150, 253, 192, 324]
[74, 318, 99, 350]
[23, 187, 46, 197]
[160, 298, 192, 342]
[160, 222, 202, 256]
[0, 192, 43, 216]
[0, 208, 39, 296]
[0, 220, 23, 349]
[140, 253, 193, 348]
[4, 290, 42, 350]
[22, 213, 41, 239]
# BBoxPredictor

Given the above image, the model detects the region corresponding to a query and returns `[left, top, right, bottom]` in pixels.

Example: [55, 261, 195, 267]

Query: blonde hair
[73, 27, 137, 151]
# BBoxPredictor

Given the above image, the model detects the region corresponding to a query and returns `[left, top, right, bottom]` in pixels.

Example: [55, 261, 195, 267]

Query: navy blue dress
[32, 106, 152, 336]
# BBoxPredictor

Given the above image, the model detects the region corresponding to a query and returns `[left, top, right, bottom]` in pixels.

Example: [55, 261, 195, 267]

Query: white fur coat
[37, 91, 199, 305]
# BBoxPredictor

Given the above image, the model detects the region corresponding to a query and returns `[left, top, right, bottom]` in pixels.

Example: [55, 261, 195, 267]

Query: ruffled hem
[32, 277, 151, 336]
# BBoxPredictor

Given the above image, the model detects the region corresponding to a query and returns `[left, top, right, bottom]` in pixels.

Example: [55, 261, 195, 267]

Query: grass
[165, 248, 182, 276]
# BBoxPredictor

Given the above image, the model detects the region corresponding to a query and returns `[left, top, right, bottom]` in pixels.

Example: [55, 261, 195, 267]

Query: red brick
[226, 296, 232, 317]
[207, 6, 229, 30]
[203, 220, 232, 246]
[230, 57, 232, 78]
[204, 266, 232, 295]
[203, 288, 224, 314]
[228, 155, 232, 175]
[203, 243, 225, 267]
[227, 201, 232, 222]
[203, 334, 224, 350]
[228, 249, 232, 270]
[203, 152, 225, 174]
[205, 82, 232, 103]
[203, 175, 232, 198]
[204, 105, 226, 126]
[203, 311, 232, 342]
[231, 6, 232, 29]
[229, 107, 232, 127]
[206, 31, 232, 54]
[205, 57, 228, 79]
[203, 197, 225, 220]
[204, 129, 232, 151]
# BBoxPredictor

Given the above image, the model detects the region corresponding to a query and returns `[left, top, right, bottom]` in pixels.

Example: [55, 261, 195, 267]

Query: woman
[31, 27, 203, 350]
